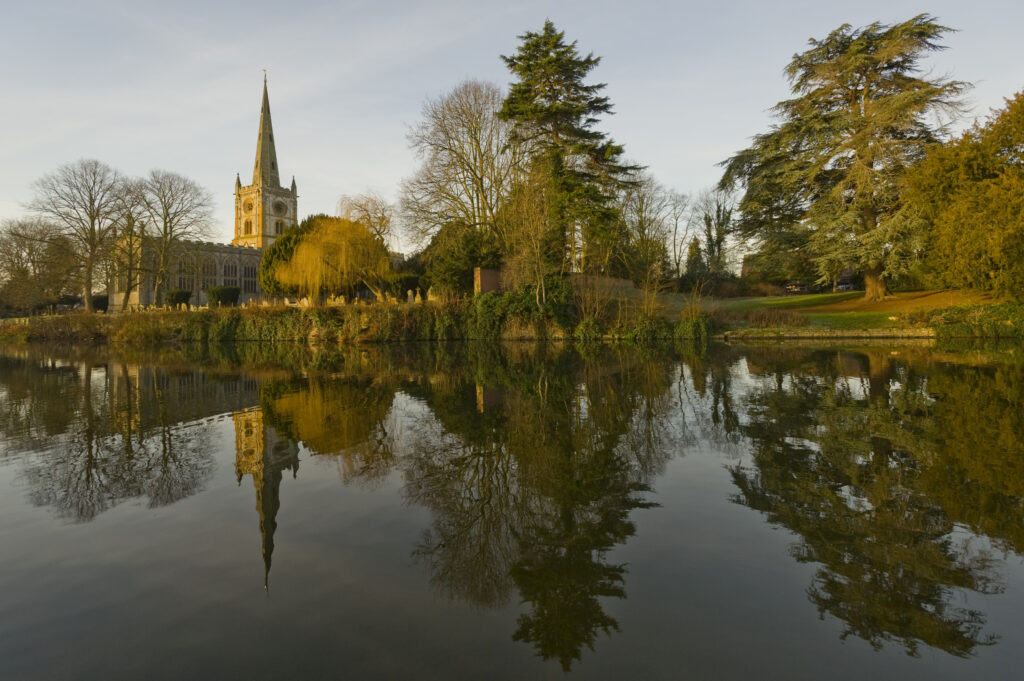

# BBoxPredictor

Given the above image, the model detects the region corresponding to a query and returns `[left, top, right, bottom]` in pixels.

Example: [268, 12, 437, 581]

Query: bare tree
[667, 190, 691, 279]
[400, 80, 527, 252]
[338, 191, 395, 247]
[500, 165, 557, 308]
[0, 218, 78, 311]
[693, 188, 735, 277]
[28, 159, 121, 311]
[619, 172, 672, 315]
[110, 179, 150, 310]
[141, 170, 214, 305]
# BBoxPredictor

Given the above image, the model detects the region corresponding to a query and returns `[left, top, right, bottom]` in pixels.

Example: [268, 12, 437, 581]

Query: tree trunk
[83, 260, 94, 312]
[864, 267, 887, 302]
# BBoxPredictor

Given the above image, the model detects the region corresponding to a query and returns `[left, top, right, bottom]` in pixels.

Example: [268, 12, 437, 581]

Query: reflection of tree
[404, 345, 668, 670]
[732, 349, 1012, 657]
[260, 375, 396, 485]
[0, 354, 224, 522]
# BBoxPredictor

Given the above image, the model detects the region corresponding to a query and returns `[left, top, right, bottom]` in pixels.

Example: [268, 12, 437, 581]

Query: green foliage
[614, 313, 670, 344]
[684, 237, 706, 279]
[574, 316, 604, 342]
[468, 292, 505, 339]
[206, 286, 240, 307]
[904, 92, 1024, 298]
[915, 303, 1024, 339]
[674, 309, 711, 343]
[422, 224, 501, 295]
[499, 20, 636, 273]
[720, 15, 968, 299]
[208, 310, 240, 342]
[166, 290, 192, 307]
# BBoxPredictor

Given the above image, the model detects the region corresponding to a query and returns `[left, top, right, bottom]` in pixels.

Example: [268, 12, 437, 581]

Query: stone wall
[108, 239, 264, 311]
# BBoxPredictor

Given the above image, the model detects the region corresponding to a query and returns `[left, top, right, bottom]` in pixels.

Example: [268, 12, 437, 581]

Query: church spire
[253, 75, 281, 187]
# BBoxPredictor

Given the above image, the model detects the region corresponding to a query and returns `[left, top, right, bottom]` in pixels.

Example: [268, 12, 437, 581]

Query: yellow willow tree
[276, 217, 392, 302]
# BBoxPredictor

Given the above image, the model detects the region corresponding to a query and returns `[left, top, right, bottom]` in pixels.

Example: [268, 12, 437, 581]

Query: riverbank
[0, 298, 708, 346]
[1, 292, 1020, 346]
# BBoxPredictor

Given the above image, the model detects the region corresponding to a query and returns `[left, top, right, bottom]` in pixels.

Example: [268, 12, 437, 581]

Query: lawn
[656, 288, 998, 332]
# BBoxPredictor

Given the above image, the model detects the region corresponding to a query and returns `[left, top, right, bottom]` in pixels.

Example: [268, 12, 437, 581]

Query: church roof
[253, 76, 281, 188]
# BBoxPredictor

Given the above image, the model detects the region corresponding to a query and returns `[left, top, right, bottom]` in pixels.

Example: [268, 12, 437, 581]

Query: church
[109, 78, 297, 311]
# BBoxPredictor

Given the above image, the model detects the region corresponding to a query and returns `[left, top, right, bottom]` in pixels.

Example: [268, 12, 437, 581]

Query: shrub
[206, 286, 240, 307]
[919, 302, 1024, 339]
[167, 290, 192, 307]
[616, 313, 670, 344]
[209, 310, 241, 342]
[574, 316, 604, 342]
[675, 308, 711, 342]
[468, 292, 504, 339]
[90, 295, 109, 312]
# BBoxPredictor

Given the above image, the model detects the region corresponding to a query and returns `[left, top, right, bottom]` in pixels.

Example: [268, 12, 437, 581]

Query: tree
[695, 189, 733, 277]
[499, 20, 636, 274]
[110, 179, 150, 311]
[618, 172, 672, 314]
[684, 237, 707, 285]
[276, 216, 392, 302]
[0, 219, 78, 312]
[401, 80, 526, 251]
[904, 91, 1024, 298]
[141, 169, 214, 306]
[720, 15, 968, 300]
[259, 214, 322, 298]
[28, 159, 122, 311]
[667, 190, 691, 279]
[338, 191, 396, 246]
[499, 163, 561, 307]
[421, 223, 501, 296]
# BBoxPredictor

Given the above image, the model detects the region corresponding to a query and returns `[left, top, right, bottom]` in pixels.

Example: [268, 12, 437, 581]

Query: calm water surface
[1, 342, 1022, 680]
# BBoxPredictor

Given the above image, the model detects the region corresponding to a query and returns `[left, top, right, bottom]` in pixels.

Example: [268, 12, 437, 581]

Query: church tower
[233, 77, 298, 249]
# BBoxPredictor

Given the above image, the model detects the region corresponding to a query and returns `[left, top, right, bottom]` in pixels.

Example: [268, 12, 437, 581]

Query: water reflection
[1, 342, 1023, 670]
[401, 346, 673, 670]
[731, 348, 1022, 657]
[0, 353, 227, 520]
[233, 406, 299, 588]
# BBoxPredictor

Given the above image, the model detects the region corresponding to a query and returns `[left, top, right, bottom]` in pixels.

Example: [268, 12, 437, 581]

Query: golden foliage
[276, 216, 392, 301]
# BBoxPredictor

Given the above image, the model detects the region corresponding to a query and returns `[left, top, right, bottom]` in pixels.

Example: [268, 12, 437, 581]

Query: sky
[1, 0, 1021, 249]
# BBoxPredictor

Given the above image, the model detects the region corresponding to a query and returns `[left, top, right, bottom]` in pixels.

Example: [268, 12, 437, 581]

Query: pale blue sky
[1, 0, 1020, 246]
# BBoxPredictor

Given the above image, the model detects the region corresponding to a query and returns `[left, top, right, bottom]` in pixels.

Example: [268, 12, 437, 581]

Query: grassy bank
[1, 295, 710, 347]
[698, 290, 1021, 339]
[2, 289, 1018, 346]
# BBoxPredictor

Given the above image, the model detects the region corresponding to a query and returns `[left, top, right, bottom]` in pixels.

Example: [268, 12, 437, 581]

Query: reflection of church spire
[257, 466, 282, 590]
[233, 406, 299, 589]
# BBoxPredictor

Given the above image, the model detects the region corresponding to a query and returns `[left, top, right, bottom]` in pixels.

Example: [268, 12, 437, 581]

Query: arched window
[275, 220, 283, 234]
[244, 219, 252, 235]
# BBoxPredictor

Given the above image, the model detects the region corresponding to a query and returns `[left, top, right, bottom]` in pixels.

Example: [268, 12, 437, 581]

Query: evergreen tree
[904, 91, 1024, 298]
[685, 237, 706, 279]
[498, 20, 636, 274]
[720, 15, 968, 300]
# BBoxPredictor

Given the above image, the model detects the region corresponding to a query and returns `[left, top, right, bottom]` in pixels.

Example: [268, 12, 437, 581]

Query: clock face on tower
[273, 201, 286, 216]
[244, 200, 254, 213]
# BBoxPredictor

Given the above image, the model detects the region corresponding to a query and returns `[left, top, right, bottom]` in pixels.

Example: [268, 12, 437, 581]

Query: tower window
[244, 220, 252, 235]
[275, 220, 284, 235]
